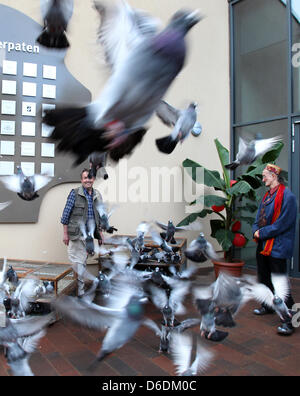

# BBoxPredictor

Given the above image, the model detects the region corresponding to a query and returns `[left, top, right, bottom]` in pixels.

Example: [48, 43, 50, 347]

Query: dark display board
[0, 4, 91, 223]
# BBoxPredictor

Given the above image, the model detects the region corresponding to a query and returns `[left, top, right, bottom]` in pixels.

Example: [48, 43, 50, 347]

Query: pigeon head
[169, 9, 201, 33]
[6, 266, 18, 285]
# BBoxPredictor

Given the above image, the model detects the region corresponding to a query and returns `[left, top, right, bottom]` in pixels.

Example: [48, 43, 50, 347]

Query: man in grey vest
[61, 168, 103, 297]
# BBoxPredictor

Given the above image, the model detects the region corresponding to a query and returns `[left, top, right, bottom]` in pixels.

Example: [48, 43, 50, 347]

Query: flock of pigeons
[0, 212, 294, 376]
[0, 0, 288, 376]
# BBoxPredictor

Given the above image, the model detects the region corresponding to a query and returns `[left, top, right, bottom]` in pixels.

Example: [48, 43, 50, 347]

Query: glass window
[292, 0, 300, 113]
[234, 0, 288, 123]
[233, 119, 289, 266]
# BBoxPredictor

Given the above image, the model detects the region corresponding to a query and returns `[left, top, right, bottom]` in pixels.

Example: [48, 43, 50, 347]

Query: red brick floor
[1, 267, 300, 376]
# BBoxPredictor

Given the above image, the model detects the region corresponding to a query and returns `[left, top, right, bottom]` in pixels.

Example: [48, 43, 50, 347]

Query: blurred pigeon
[0, 201, 11, 212]
[242, 274, 292, 322]
[170, 332, 214, 376]
[88, 152, 109, 179]
[156, 220, 186, 244]
[43, 7, 202, 164]
[43, 281, 55, 294]
[52, 277, 158, 366]
[156, 101, 201, 154]
[37, 0, 74, 49]
[11, 277, 47, 318]
[0, 166, 52, 201]
[184, 233, 219, 263]
[96, 203, 118, 234]
[225, 136, 282, 170]
[149, 280, 189, 327]
[79, 219, 97, 255]
[150, 228, 180, 254]
[93, 0, 162, 73]
[0, 314, 54, 345]
[5, 329, 46, 376]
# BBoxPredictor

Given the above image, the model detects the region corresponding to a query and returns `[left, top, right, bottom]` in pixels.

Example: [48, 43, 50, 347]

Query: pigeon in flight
[5, 329, 46, 376]
[225, 136, 282, 170]
[88, 152, 109, 180]
[242, 273, 292, 323]
[170, 332, 214, 376]
[0, 166, 52, 201]
[184, 233, 219, 263]
[155, 101, 202, 154]
[52, 276, 159, 367]
[79, 219, 97, 256]
[155, 220, 186, 244]
[96, 203, 118, 234]
[43, 6, 202, 164]
[37, 0, 74, 49]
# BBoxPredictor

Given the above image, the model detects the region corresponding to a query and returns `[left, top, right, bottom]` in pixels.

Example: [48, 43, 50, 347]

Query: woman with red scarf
[252, 164, 297, 335]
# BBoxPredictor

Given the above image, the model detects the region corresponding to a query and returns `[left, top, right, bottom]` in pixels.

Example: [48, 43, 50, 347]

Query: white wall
[0, 0, 230, 262]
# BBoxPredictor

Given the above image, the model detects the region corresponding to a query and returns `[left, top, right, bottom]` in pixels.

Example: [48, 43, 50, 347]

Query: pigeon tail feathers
[156, 135, 178, 154]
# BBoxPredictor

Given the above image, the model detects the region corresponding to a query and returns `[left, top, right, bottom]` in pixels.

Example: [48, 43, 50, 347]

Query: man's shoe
[253, 306, 275, 316]
[277, 321, 294, 336]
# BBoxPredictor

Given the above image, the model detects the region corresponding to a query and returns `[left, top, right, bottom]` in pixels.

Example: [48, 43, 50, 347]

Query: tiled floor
[1, 267, 300, 376]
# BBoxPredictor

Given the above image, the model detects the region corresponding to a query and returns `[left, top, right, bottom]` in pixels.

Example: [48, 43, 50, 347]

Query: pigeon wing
[155, 100, 181, 127]
[0, 175, 21, 193]
[94, 0, 160, 72]
[170, 332, 192, 375]
[32, 174, 52, 191]
[254, 136, 282, 157]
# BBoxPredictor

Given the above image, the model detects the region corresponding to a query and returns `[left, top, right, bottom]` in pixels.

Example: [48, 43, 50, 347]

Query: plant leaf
[198, 195, 227, 207]
[176, 209, 213, 227]
[214, 139, 230, 188]
[261, 142, 284, 163]
[183, 159, 225, 189]
[228, 180, 252, 196]
[215, 229, 235, 252]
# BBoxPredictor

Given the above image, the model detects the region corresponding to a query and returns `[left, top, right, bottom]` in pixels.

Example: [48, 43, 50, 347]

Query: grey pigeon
[96, 203, 118, 234]
[43, 7, 202, 164]
[184, 233, 219, 263]
[0, 166, 52, 201]
[156, 220, 186, 244]
[150, 228, 180, 255]
[88, 152, 109, 179]
[5, 329, 46, 376]
[225, 135, 282, 170]
[0, 314, 54, 345]
[11, 277, 47, 318]
[242, 273, 292, 323]
[149, 280, 189, 327]
[37, 0, 74, 49]
[156, 101, 201, 154]
[79, 219, 96, 256]
[52, 276, 158, 367]
[170, 332, 214, 376]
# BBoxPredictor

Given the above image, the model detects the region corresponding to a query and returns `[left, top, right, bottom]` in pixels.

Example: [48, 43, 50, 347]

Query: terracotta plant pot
[212, 258, 245, 278]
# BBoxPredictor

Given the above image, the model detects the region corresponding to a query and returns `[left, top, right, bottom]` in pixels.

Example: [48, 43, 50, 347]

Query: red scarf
[260, 184, 285, 256]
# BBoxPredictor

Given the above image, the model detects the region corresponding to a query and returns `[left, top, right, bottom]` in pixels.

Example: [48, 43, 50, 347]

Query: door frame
[291, 118, 300, 277]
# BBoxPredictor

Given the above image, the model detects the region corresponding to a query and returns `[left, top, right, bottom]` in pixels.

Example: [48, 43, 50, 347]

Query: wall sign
[0, 4, 91, 223]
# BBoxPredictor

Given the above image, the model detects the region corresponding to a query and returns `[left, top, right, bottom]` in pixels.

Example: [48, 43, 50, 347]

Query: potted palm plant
[178, 138, 284, 277]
